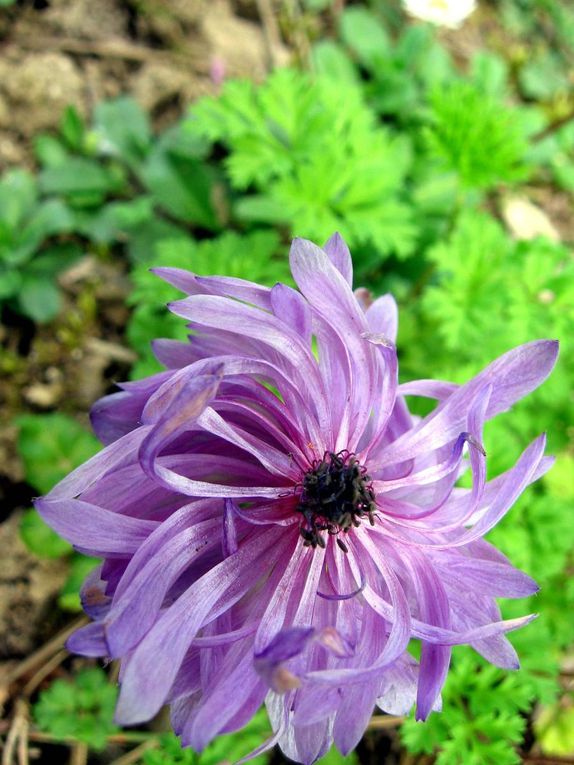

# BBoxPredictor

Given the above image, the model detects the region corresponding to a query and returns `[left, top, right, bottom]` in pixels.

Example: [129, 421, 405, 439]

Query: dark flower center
[296, 451, 376, 553]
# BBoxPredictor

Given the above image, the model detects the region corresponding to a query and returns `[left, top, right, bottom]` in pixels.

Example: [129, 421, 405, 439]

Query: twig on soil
[0, 725, 156, 747]
[69, 742, 88, 765]
[367, 715, 405, 730]
[255, 0, 283, 70]
[84, 338, 137, 365]
[2, 699, 29, 765]
[330, 0, 345, 23]
[108, 739, 160, 765]
[10, 35, 207, 72]
[283, 0, 312, 69]
[22, 649, 68, 698]
[1, 617, 87, 692]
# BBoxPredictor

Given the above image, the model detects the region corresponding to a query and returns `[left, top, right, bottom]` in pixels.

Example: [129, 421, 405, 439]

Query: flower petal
[323, 232, 352, 286]
[36, 497, 158, 556]
[380, 340, 558, 467]
[115, 526, 286, 725]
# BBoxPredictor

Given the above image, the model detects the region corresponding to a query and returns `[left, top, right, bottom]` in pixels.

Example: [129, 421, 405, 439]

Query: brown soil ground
[0, 0, 289, 168]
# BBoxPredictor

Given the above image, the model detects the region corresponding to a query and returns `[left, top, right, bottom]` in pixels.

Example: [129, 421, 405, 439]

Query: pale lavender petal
[380, 341, 558, 466]
[270, 282, 312, 344]
[366, 294, 398, 343]
[115, 526, 286, 724]
[323, 232, 353, 286]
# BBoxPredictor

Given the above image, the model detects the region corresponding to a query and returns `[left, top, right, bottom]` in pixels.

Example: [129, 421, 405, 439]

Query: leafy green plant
[401, 652, 532, 765]
[189, 68, 417, 262]
[33, 99, 221, 266]
[318, 8, 454, 122]
[34, 667, 118, 750]
[0, 169, 78, 321]
[17, 413, 100, 495]
[416, 210, 574, 454]
[426, 82, 529, 191]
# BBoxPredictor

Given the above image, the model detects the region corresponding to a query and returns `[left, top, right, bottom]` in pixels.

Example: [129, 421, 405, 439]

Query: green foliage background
[5, 0, 574, 763]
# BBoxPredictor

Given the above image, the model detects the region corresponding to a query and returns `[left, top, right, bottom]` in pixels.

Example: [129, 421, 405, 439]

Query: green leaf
[142, 148, 221, 231]
[535, 703, 574, 756]
[0, 169, 37, 230]
[17, 413, 100, 494]
[190, 69, 417, 261]
[519, 50, 569, 100]
[233, 194, 291, 225]
[312, 41, 360, 86]
[0, 268, 21, 300]
[2, 199, 75, 270]
[94, 97, 152, 166]
[60, 106, 86, 152]
[34, 667, 118, 750]
[17, 278, 61, 322]
[23, 243, 83, 278]
[34, 134, 70, 168]
[470, 51, 509, 97]
[340, 7, 390, 67]
[82, 197, 156, 244]
[20, 508, 73, 558]
[143, 734, 197, 764]
[302, 0, 332, 9]
[40, 157, 121, 198]
[317, 747, 359, 764]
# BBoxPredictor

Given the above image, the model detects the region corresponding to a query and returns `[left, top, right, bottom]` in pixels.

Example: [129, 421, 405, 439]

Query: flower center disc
[297, 451, 376, 552]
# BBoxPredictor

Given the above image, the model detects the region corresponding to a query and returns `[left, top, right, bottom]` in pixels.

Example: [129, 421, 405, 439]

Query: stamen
[296, 451, 376, 550]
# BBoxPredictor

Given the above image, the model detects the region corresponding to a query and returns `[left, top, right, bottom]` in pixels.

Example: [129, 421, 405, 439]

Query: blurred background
[1, 1, 574, 764]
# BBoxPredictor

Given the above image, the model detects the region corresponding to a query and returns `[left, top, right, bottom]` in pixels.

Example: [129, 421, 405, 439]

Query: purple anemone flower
[37, 235, 558, 764]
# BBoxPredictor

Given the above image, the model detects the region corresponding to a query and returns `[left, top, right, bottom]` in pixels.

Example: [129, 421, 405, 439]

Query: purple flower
[37, 235, 558, 764]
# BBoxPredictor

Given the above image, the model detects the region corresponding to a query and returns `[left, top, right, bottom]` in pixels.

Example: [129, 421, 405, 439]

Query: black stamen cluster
[297, 451, 376, 553]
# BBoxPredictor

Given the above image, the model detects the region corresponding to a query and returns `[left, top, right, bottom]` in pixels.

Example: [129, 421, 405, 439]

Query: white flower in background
[403, 0, 477, 28]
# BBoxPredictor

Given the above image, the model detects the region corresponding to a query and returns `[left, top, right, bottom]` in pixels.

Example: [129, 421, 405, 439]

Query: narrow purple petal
[36, 497, 158, 556]
[115, 526, 287, 725]
[365, 294, 399, 344]
[270, 282, 312, 344]
[323, 232, 353, 286]
[380, 341, 558, 467]
[66, 623, 108, 657]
